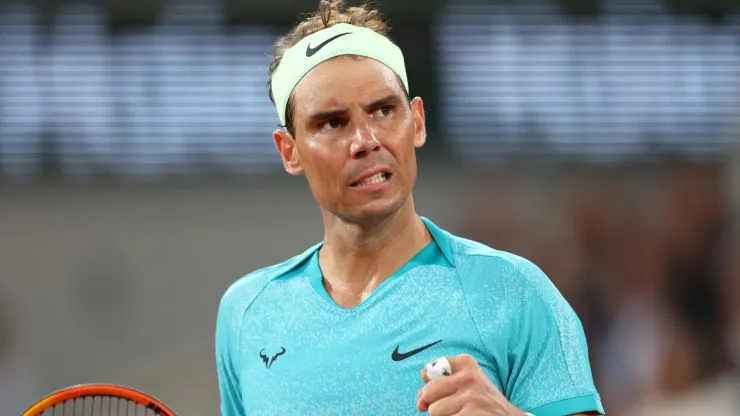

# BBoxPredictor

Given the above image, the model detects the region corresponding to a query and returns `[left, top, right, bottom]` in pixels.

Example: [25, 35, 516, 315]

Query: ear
[273, 129, 304, 176]
[410, 97, 427, 148]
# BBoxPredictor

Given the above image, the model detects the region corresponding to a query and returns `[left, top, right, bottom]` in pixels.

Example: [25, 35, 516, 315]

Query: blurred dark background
[0, 0, 739, 414]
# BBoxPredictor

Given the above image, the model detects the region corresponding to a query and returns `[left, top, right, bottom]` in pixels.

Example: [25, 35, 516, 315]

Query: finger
[446, 354, 479, 373]
[427, 394, 464, 416]
[418, 373, 460, 407]
[417, 398, 430, 413]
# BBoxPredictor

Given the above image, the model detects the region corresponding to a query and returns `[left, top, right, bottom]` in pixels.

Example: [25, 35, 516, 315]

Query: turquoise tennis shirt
[216, 217, 604, 415]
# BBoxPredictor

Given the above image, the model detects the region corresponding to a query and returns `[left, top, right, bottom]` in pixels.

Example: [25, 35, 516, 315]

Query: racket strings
[39, 396, 160, 416]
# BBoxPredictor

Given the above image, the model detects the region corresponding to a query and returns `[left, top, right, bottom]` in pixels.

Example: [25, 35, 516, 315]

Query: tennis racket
[22, 384, 177, 416]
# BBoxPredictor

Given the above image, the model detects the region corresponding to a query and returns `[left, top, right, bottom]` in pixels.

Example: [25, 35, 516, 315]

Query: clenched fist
[417, 354, 527, 416]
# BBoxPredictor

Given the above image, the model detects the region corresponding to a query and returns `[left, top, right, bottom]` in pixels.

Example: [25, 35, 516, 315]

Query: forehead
[291, 56, 404, 114]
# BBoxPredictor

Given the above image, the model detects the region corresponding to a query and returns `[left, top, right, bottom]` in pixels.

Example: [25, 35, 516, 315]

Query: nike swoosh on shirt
[392, 340, 443, 361]
[305, 32, 352, 57]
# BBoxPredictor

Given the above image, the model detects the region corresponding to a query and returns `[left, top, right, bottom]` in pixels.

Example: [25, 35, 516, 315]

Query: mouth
[350, 171, 392, 188]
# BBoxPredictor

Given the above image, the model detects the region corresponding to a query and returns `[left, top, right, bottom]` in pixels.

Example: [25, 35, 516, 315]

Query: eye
[374, 106, 393, 117]
[322, 117, 345, 130]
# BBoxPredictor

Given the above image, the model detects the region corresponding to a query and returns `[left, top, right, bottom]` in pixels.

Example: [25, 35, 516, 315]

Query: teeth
[357, 172, 387, 185]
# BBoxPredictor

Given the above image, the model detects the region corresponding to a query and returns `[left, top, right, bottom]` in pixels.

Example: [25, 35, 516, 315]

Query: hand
[417, 354, 526, 416]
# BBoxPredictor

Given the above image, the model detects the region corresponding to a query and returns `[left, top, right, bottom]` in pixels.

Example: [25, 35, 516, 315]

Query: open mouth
[351, 172, 391, 187]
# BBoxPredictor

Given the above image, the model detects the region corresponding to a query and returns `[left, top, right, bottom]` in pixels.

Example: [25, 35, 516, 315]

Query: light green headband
[270, 23, 409, 127]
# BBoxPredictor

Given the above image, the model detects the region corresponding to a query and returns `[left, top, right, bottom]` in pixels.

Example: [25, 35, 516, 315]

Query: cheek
[386, 128, 417, 165]
[387, 141, 417, 191]
[300, 144, 344, 192]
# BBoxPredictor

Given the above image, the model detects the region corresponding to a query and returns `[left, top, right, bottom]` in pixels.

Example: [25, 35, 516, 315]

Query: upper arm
[505, 260, 604, 416]
[215, 292, 247, 416]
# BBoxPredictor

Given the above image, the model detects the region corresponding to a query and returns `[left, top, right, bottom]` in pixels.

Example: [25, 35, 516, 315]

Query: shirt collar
[420, 216, 455, 266]
[276, 216, 455, 278]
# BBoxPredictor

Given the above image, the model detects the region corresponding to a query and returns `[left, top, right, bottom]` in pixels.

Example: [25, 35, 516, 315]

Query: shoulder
[449, 234, 552, 291]
[217, 243, 320, 321]
[214, 246, 320, 384]
[422, 216, 559, 303]
[446, 232, 573, 321]
[446, 233, 587, 357]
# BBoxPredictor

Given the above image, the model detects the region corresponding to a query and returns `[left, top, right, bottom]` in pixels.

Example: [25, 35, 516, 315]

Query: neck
[318, 197, 432, 305]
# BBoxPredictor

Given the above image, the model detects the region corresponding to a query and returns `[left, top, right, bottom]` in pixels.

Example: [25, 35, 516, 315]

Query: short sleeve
[215, 291, 247, 416]
[505, 260, 604, 415]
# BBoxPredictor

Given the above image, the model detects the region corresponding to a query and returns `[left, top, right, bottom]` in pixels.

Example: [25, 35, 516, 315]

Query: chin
[344, 194, 409, 224]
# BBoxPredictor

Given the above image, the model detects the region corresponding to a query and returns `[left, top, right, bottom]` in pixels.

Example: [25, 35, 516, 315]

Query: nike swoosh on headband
[306, 32, 352, 57]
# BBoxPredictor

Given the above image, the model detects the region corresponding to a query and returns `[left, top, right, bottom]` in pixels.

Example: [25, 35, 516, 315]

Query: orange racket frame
[22, 383, 177, 416]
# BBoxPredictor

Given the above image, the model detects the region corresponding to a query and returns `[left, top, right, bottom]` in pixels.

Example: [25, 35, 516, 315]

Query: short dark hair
[267, 0, 400, 137]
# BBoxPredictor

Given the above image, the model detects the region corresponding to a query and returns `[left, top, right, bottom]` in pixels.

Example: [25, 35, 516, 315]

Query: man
[215, 1, 605, 415]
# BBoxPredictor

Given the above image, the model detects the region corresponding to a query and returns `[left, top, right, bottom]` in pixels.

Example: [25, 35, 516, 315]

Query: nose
[349, 121, 381, 159]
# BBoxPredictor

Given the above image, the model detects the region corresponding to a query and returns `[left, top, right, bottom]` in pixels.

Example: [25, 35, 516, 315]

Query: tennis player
[216, 1, 605, 415]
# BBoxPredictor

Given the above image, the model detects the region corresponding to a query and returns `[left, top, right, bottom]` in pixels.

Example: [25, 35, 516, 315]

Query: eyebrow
[306, 94, 404, 123]
[365, 94, 404, 110]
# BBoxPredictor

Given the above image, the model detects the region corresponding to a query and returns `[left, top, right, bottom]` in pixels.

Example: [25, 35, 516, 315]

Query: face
[273, 56, 427, 223]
